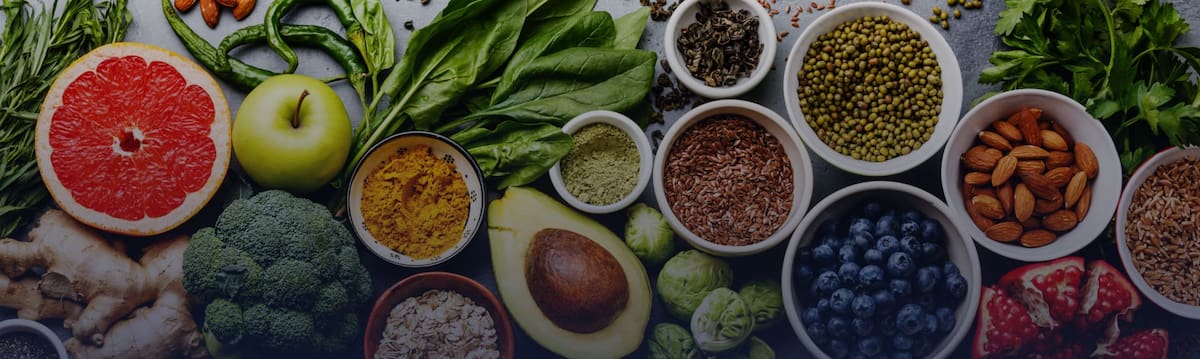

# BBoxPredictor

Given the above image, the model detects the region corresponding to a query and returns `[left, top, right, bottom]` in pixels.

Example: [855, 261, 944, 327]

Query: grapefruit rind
[35, 42, 231, 236]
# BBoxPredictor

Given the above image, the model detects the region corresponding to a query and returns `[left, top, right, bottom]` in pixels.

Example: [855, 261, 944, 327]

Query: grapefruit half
[36, 42, 231, 236]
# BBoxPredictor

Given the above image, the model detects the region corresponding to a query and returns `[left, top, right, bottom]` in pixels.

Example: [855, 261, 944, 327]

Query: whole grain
[1125, 156, 1200, 306]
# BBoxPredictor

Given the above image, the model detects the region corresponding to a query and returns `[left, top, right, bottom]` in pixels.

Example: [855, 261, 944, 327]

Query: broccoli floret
[183, 190, 373, 358]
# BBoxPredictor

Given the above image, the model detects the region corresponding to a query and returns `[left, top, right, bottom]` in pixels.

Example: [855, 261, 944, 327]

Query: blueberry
[921, 313, 939, 335]
[852, 294, 877, 318]
[817, 298, 831, 313]
[889, 279, 913, 300]
[851, 232, 874, 250]
[828, 316, 851, 338]
[896, 304, 924, 335]
[858, 336, 883, 356]
[831, 288, 855, 314]
[875, 235, 899, 256]
[863, 249, 884, 265]
[827, 339, 851, 359]
[920, 242, 946, 262]
[808, 322, 829, 345]
[803, 307, 825, 324]
[813, 244, 836, 265]
[839, 262, 861, 286]
[916, 293, 937, 311]
[839, 244, 859, 264]
[942, 262, 960, 277]
[919, 218, 943, 241]
[859, 265, 886, 289]
[851, 317, 875, 336]
[871, 289, 896, 314]
[935, 307, 955, 333]
[892, 333, 914, 350]
[862, 201, 884, 219]
[916, 266, 940, 293]
[899, 236, 922, 256]
[878, 314, 898, 336]
[890, 352, 913, 359]
[900, 209, 923, 222]
[900, 219, 920, 237]
[849, 217, 874, 236]
[887, 251, 915, 277]
[875, 215, 899, 237]
[816, 270, 842, 295]
[944, 272, 968, 300]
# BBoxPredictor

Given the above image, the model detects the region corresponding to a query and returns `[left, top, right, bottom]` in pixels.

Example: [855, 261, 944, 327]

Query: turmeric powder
[361, 145, 469, 259]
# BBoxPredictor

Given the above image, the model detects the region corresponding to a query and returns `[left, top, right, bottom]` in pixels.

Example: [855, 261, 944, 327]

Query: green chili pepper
[264, 0, 358, 74]
[220, 24, 368, 100]
[162, 0, 271, 90]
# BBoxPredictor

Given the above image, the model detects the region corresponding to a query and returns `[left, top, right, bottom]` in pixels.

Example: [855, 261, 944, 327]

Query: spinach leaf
[453, 121, 573, 189]
[346, 0, 395, 75]
[612, 7, 650, 50]
[492, 11, 616, 103]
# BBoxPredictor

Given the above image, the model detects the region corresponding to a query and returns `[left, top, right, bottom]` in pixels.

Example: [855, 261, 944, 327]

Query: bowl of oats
[365, 272, 514, 359]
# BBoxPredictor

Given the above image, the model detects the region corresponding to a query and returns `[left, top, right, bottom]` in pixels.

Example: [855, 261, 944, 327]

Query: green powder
[561, 123, 640, 205]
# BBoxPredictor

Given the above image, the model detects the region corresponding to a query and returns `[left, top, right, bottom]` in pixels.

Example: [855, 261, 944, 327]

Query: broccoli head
[183, 190, 373, 357]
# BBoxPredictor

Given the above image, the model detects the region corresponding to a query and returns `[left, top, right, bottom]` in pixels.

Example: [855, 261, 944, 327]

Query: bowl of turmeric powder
[346, 131, 487, 268]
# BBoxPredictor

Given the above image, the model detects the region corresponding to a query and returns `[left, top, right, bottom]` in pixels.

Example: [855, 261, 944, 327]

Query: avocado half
[488, 187, 652, 358]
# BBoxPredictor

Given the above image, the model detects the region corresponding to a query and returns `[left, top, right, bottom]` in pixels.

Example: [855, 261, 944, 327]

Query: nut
[1034, 196, 1064, 216]
[965, 190, 995, 231]
[1075, 142, 1099, 179]
[1020, 229, 1057, 247]
[200, 0, 219, 28]
[972, 194, 1006, 220]
[1040, 130, 1069, 151]
[985, 221, 1023, 243]
[1050, 121, 1075, 147]
[1016, 160, 1045, 176]
[1011, 107, 1043, 147]
[1010, 145, 1050, 160]
[1043, 210, 1079, 232]
[997, 182, 1014, 215]
[1044, 166, 1076, 188]
[979, 131, 1013, 151]
[1020, 217, 1041, 229]
[1046, 151, 1074, 168]
[1014, 183, 1035, 222]
[992, 155, 1018, 186]
[992, 120, 1024, 142]
[1075, 184, 1092, 219]
[964, 172, 992, 186]
[1064, 171, 1087, 208]
[232, 0, 256, 20]
[1019, 172, 1061, 201]
[961, 145, 1002, 172]
[175, 0, 197, 11]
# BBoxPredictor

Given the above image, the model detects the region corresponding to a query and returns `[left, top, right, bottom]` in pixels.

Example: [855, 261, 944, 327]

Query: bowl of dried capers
[664, 0, 776, 99]
[783, 1, 963, 177]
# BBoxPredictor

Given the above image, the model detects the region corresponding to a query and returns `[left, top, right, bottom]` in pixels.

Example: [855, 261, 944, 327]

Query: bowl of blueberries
[781, 181, 981, 359]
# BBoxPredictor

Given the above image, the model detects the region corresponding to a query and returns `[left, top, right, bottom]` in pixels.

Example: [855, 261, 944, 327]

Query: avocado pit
[525, 228, 629, 333]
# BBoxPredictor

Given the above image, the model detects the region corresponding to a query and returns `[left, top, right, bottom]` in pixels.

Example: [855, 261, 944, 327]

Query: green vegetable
[624, 203, 676, 266]
[981, 0, 1200, 171]
[451, 121, 573, 188]
[738, 279, 784, 332]
[0, 0, 129, 237]
[690, 287, 753, 353]
[490, 10, 617, 103]
[648, 323, 700, 359]
[218, 24, 369, 94]
[711, 337, 775, 359]
[612, 6, 650, 50]
[182, 190, 372, 357]
[657, 250, 734, 321]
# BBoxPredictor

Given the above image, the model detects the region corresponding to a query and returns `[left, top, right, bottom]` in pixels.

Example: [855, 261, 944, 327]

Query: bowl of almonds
[940, 89, 1121, 262]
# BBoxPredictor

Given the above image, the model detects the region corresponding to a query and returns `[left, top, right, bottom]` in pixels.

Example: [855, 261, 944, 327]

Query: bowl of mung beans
[652, 99, 814, 257]
[664, 0, 776, 99]
[783, 1, 963, 177]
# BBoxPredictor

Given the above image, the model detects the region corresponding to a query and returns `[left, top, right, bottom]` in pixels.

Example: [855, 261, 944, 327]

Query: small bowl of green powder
[550, 110, 653, 214]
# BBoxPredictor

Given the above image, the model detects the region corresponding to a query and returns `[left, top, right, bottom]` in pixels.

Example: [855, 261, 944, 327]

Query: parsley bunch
[981, 0, 1200, 173]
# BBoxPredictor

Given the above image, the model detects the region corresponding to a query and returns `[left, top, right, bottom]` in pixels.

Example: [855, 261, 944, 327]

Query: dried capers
[795, 16, 942, 162]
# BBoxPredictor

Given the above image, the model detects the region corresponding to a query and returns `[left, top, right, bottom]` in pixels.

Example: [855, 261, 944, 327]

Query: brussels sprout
[708, 336, 775, 359]
[658, 250, 734, 321]
[738, 279, 784, 331]
[649, 323, 700, 359]
[625, 203, 676, 266]
[691, 288, 753, 353]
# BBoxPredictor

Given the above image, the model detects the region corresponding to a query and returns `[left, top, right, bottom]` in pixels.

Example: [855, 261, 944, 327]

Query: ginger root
[0, 210, 207, 359]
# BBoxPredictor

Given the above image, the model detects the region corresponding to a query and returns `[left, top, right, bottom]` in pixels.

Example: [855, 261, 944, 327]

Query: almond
[972, 194, 1006, 220]
[985, 221, 1023, 243]
[1075, 142, 1099, 179]
[1014, 183, 1035, 222]
[1050, 121, 1075, 147]
[1040, 130, 1069, 151]
[972, 186, 996, 199]
[965, 190, 995, 231]
[961, 145, 1002, 172]
[1016, 160, 1045, 176]
[978, 131, 1013, 151]
[1046, 151, 1074, 169]
[1010, 145, 1050, 160]
[964, 172, 992, 186]
[1034, 196, 1064, 216]
[1020, 216, 1041, 229]
[997, 182, 1014, 215]
[1018, 172, 1061, 201]
[1042, 210, 1079, 232]
[992, 120, 1024, 142]
[1064, 171, 1087, 208]
[1011, 107, 1043, 147]
[1020, 229, 1057, 248]
[992, 155, 1018, 186]
[1075, 184, 1092, 219]
[1044, 167, 1076, 188]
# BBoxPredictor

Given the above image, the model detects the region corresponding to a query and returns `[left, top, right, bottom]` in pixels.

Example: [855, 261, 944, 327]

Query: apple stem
[292, 90, 310, 129]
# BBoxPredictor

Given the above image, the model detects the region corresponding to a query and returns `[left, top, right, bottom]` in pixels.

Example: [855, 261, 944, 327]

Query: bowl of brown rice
[1116, 146, 1200, 320]
[364, 272, 514, 359]
[652, 99, 814, 257]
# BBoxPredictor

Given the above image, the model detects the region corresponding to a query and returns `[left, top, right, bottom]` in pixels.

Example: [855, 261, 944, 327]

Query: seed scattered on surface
[1125, 156, 1200, 306]
[941, 20, 949, 29]
[403, 20, 414, 30]
[954, 9, 962, 18]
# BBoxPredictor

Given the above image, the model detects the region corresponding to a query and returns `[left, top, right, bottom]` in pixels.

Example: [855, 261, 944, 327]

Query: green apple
[233, 74, 351, 193]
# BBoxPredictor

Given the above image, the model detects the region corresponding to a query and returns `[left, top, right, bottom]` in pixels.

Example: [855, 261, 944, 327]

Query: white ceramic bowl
[549, 110, 653, 214]
[0, 319, 69, 359]
[781, 181, 982, 359]
[1116, 146, 1200, 319]
[652, 99, 814, 257]
[347, 131, 486, 268]
[782, 2, 963, 176]
[664, 0, 776, 99]
[940, 89, 1121, 262]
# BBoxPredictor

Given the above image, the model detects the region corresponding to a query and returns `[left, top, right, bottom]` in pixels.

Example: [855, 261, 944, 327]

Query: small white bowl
[782, 2, 963, 176]
[549, 110, 653, 214]
[664, 0, 776, 99]
[940, 89, 1122, 262]
[346, 131, 486, 268]
[0, 319, 69, 359]
[781, 181, 982, 359]
[652, 99, 814, 257]
[1116, 146, 1200, 319]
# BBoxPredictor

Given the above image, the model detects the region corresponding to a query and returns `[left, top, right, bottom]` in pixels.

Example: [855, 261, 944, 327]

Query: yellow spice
[361, 145, 469, 259]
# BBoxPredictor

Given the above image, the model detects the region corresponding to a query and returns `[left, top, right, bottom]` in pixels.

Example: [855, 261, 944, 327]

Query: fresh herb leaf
[995, 0, 1046, 36]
